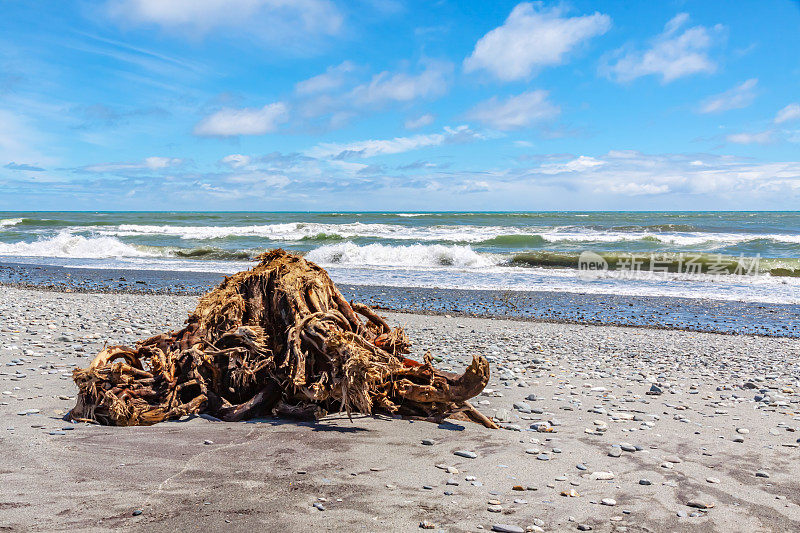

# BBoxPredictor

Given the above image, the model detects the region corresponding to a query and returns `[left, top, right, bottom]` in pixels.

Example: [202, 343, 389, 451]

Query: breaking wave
[305, 242, 497, 268]
[0, 231, 155, 259]
[88, 222, 800, 249]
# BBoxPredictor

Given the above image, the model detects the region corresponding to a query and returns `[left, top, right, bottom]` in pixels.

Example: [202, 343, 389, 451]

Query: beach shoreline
[1, 286, 800, 532]
[2, 260, 799, 338]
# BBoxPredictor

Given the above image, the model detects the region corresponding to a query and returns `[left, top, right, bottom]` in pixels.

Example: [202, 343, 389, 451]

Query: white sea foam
[0, 230, 156, 259]
[0, 218, 23, 227]
[306, 242, 498, 268]
[89, 222, 800, 247]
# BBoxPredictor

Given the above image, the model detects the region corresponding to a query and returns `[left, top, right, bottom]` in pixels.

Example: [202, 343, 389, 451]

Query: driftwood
[69, 249, 497, 428]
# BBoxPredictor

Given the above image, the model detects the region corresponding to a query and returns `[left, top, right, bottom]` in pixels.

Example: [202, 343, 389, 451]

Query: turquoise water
[2, 211, 800, 303]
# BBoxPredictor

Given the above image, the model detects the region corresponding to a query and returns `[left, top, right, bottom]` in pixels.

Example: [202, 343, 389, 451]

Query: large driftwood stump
[69, 249, 497, 428]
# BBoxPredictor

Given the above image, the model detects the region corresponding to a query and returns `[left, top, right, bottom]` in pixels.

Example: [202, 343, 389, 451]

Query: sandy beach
[2, 286, 800, 532]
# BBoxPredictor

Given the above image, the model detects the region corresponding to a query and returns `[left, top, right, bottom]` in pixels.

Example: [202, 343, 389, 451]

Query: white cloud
[194, 102, 289, 136]
[540, 155, 605, 174]
[405, 113, 435, 130]
[726, 130, 774, 144]
[295, 61, 355, 95]
[306, 125, 482, 159]
[291, 62, 452, 131]
[699, 79, 757, 113]
[603, 13, 723, 83]
[464, 3, 610, 81]
[84, 157, 183, 172]
[467, 90, 560, 130]
[522, 150, 800, 198]
[226, 171, 290, 188]
[458, 180, 491, 193]
[350, 61, 452, 105]
[107, 0, 342, 43]
[144, 156, 182, 169]
[220, 154, 252, 168]
[775, 103, 800, 124]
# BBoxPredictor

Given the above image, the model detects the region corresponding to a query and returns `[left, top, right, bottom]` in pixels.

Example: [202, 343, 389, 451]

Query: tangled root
[69, 249, 497, 428]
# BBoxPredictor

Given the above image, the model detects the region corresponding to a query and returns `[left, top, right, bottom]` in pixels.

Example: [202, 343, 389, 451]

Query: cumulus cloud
[290, 61, 452, 131]
[466, 90, 560, 130]
[464, 3, 610, 81]
[194, 102, 289, 136]
[306, 125, 482, 159]
[699, 79, 757, 113]
[106, 0, 342, 46]
[295, 61, 355, 95]
[83, 156, 184, 172]
[726, 130, 774, 144]
[775, 103, 800, 124]
[220, 154, 252, 168]
[602, 13, 724, 83]
[539, 155, 604, 174]
[350, 61, 452, 105]
[404, 113, 435, 130]
[518, 150, 800, 199]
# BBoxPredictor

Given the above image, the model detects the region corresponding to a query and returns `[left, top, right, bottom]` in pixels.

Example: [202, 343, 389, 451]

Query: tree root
[69, 249, 498, 429]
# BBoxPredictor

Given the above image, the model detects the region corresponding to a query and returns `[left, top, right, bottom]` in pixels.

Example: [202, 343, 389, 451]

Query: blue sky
[1, 0, 799, 211]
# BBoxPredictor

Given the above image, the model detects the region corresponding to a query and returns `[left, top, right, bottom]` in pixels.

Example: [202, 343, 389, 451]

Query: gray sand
[1, 287, 800, 532]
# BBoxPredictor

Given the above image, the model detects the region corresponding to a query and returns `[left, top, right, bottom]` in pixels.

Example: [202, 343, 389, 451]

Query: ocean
[2, 211, 800, 305]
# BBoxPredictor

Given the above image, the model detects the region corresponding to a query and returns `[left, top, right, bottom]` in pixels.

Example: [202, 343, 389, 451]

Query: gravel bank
[1, 287, 800, 532]
[3, 261, 799, 337]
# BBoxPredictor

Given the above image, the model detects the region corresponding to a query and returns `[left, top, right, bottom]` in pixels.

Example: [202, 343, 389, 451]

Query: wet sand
[2, 261, 799, 337]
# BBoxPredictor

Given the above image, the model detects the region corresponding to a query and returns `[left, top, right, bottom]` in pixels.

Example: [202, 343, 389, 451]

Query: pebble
[454, 450, 477, 459]
[601, 498, 617, 506]
[491, 525, 524, 533]
[513, 401, 531, 413]
[686, 499, 714, 509]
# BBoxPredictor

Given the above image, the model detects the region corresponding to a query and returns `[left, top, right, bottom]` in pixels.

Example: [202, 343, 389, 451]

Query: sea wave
[510, 251, 800, 277]
[0, 231, 156, 259]
[0, 218, 23, 227]
[89, 222, 800, 248]
[305, 242, 497, 268]
[172, 247, 255, 260]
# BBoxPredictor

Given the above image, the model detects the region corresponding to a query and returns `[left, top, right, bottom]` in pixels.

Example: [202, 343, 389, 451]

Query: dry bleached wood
[69, 249, 498, 428]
